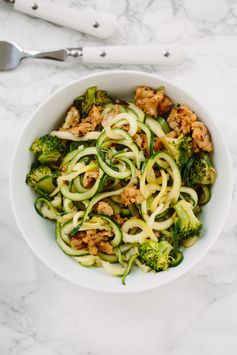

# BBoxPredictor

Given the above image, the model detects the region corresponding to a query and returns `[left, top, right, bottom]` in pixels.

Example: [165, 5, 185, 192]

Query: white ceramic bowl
[10, 70, 233, 293]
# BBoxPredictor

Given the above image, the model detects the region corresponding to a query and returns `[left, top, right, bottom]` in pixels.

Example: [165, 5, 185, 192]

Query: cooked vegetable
[146, 118, 193, 168]
[138, 240, 173, 271]
[189, 154, 216, 185]
[197, 185, 211, 205]
[169, 250, 184, 267]
[174, 199, 202, 239]
[69, 141, 81, 152]
[26, 85, 216, 285]
[26, 163, 56, 194]
[157, 116, 170, 133]
[30, 134, 66, 163]
[74, 86, 112, 118]
[95, 90, 112, 106]
[26, 163, 52, 188]
[164, 135, 193, 169]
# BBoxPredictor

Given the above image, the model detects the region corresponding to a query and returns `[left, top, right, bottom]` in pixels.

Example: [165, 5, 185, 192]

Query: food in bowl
[25, 84, 216, 284]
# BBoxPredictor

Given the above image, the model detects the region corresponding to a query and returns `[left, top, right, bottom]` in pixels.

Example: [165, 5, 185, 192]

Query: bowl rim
[9, 69, 234, 293]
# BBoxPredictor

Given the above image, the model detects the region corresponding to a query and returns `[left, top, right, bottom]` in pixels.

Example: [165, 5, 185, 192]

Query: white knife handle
[14, 0, 117, 39]
[82, 45, 186, 65]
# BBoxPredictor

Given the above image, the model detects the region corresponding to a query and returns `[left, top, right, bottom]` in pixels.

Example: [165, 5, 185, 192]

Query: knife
[1, 0, 117, 39]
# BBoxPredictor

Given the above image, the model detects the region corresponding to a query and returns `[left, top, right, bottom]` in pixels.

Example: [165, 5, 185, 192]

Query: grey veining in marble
[0, 0, 237, 354]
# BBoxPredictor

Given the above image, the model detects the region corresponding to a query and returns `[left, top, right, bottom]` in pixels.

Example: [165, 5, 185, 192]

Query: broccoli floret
[161, 134, 194, 169]
[30, 134, 66, 163]
[74, 86, 96, 118]
[138, 240, 173, 271]
[26, 163, 52, 188]
[189, 154, 216, 185]
[95, 90, 112, 106]
[174, 199, 202, 239]
[74, 86, 112, 118]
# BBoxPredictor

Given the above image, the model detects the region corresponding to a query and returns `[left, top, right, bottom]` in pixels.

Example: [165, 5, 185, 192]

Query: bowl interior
[10, 71, 233, 293]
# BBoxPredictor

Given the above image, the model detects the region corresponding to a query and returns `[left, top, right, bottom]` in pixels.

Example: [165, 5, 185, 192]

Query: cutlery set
[0, 0, 186, 70]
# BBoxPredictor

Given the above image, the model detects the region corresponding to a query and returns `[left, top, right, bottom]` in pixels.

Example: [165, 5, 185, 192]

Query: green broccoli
[95, 90, 112, 106]
[74, 86, 112, 118]
[161, 134, 194, 169]
[189, 154, 216, 185]
[26, 163, 57, 194]
[146, 118, 194, 168]
[30, 134, 66, 163]
[26, 163, 51, 187]
[74, 86, 96, 118]
[138, 240, 173, 271]
[173, 199, 202, 240]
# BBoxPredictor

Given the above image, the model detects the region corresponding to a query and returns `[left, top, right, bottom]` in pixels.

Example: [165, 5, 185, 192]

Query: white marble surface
[1, 0, 237, 354]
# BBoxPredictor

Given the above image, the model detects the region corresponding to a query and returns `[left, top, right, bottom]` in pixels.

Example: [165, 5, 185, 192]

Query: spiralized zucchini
[26, 85, 216, 285]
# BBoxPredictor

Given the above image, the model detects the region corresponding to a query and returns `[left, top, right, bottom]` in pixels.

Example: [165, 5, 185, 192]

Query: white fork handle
[14, 0, 117, 39]
[83, 45, 186, 65]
